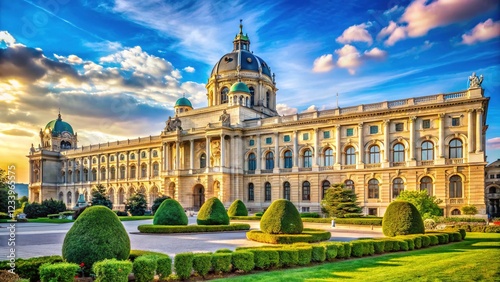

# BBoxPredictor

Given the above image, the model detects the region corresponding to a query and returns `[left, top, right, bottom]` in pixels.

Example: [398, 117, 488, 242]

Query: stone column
[439, 113, 445, 158]
[125, 151, 129, 180]
[293, 130, 298, 168]
[468, 110, 475, 153]
[256, 134, 261, 171]
[96, 156, 100, 183]
[384, 120, 390, 162]
[358, 123, 364, 165]
[80, 157, 84, 182]
[175, 142, 180, 170]
[148, 148, 152, 179]
[335, 125, 341, 167]
[409, 117, 416, 160]
[137, 151, 141, 179]
[476, 109, 483, 152]
[220, 135, 225, 169]
[29, 160, 33, 184]
[190, 139, 194, 172]
[274, 132, 280, 169]
[206, 136, 211, 171]
[165, 145, 170, 172]
[162, 143, 167, 171]
[313, 128, 319, 167]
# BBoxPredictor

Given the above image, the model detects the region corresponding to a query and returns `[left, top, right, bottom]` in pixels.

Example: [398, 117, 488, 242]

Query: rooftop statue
[468, 72, 483, 89]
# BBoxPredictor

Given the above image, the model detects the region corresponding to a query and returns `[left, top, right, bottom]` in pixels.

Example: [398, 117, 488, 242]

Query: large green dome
[230, 81, 250, 93]
[174, 97, 193, 108]
[44, 114, 74, 136]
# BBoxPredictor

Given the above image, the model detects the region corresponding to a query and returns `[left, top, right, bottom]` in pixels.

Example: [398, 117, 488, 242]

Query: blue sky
[0, 0, 499, 182]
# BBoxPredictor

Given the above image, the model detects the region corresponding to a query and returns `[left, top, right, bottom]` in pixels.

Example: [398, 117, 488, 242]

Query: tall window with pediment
[283, 182, 291, 200]
[324, 148, 333, 166]
[449, 139, 463, 159]
[265, 152, 274, 169]
[346, 146, 356, 165]
[449, 175, 462, 198]
[248, 153, 256, 171]
[369, 145, 380, 163]
[284, 150, 293, 168]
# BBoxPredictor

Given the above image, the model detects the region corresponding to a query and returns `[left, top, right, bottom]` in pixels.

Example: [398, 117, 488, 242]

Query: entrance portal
[193, 184, 205, 210]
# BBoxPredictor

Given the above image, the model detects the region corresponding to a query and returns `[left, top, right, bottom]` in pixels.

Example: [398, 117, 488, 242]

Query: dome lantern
[228, 81, 251, 107]
[174, 95, 193, 114]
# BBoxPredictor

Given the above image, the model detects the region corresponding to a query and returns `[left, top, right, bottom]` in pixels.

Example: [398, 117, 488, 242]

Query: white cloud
[183, 66, 195, 73]
[462, 19, 500, 45]
[54, 54, 84, 64]
[302, 105, 318, 113]
[312, 54, 334, 73]
[336, 45, 362, 75]
[336, 23, 373, 45]
[487, 137, 500, 149]
[276, 103, 297, 116]
[364, 48, 387, 60]
[0, 31, 16, 46]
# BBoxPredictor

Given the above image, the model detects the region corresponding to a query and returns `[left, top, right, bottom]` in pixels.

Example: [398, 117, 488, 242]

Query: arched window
[67, 192, 72, 204]
[141, 151, 147, 158]
[101, 156, 105, 163]
[248, 183, 254, 201]
[100, 168, 106, 180]
[152, 150, 158, 158]
[393, 143, 405, 162]
[392, 178, 404, 199]
[264, 182, 271, 201]
[130, 165, 136, 179]
[249, 87, 255, 107]
[120, 154, 125, 161]
[283, 182, 291, 200]
[221, 87, 229, 104]
[368, 179, 379, 199]
[449, 139, 463, 158]
[421, 141, 434, 161]
[369, 145, 380, 164]
[108, 188, 114, 204]
[153, 162, 159, 177]
[420, 176, 433, 195]
[451, 209, 461, 215]
[200, 153, 206, 169]
[284, 150, 293, 168]
[91, 169, 97, 181]
[449, 175, 462, 198]
[265, 152, 274, 170]
[345, 179, 355, 191]
[266, 91, 270, 107]
[302, 181, 311, 200]
[83, 169, 89, 182]
[322, 180, 331, 199]
[110, 155, 115, 162]
[76, 169, 80, 182]
[68, 170, 72, 183]
[130, 153, 135, 160]
[92, 158, 96, 164]
[58, 191, 63, 201]
[141, 164, 147, 178]
[119, 166, 125, 179]
[324, 148, 333, 166]
[346, 146, 356, 165]
[303, 149, 312, 168]
[248, 153, 256, 171]
[489, 187, 498, 194]
[118, 188, 125, 204]
[61, 171, 66, 183]
[110, 167, 116, 180]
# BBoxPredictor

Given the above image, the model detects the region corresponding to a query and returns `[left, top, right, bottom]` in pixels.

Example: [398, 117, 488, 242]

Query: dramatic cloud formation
[335, 45, 386, 75]
[336, 23, 373, 45]
[312, 54, 334, 73]
[276, 103, 298, 116]
[377, 21, 407, 46]
[462, 19, 500, 45]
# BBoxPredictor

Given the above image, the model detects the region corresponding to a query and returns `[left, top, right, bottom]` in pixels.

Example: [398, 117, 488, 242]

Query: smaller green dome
[45, 114, 74, 136]
[175, 97, 193, 108]
[230, 81, 250, 93]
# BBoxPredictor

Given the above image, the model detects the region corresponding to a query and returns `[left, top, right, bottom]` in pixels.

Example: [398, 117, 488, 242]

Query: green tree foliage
[397, 190, 443, 219]
[382, 200, 425, 237]
[0, 168, 13, 213]
[260, 199, 303, 234]
[197, 197, 230, 225]
[23, 202, 48, 218]
[91, 184, 113, 209]
[18, 196, 29, 204]
[153, 198, 188, 225]
[42, 198, 66, 214]
[125, 193, 148, 216]
[62, 206, 130, 269]
[321, 183, 362, 218]
[227, 199, 248, 217]
[461, 205, 478, 216]
[151, 195, 170, 214]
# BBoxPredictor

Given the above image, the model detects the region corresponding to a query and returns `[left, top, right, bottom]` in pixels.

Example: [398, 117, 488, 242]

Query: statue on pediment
[468, 72, 483, 89]
[219, 110, 230, 126]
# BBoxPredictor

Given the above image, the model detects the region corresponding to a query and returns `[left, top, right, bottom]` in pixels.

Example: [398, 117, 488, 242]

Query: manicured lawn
[118, 215, 154, 221]
[215, 233, 500, 282]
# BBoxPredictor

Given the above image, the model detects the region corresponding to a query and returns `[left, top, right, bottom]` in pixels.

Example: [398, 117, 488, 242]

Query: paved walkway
[0, 219, 383, 259]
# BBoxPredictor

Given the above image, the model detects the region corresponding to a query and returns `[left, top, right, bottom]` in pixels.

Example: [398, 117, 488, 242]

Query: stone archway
[193, 184, 205, 210]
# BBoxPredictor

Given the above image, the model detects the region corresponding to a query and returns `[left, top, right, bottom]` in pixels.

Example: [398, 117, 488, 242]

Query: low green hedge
[128, 250, 169, 261]
[444, 224, 500, 234]
[295, 245, 313, 265]
[302, 217, 383, 225]
[300, 212, 320, 218]
[0, 255, 63, 281]
[133, 256, 156, 282]
[0, 212, 11, 219]
[231, 251, 254, 272]
[350, 241, 365, 257]
[93, 259, 132, 282]
[230, 216, 262, 220]
[193, 253, 212, 277]
[174, 252, 193, 280]
[321, 242, 338, 261]
[246, 228, 331, 244]
[39, 262, 79, 282]
[138, 223, 250, 233]
[212, 253, 232, 273]
[244, 249, 280, 270]
[311, 245, 326, 262]
[156, 256, 172, 280]
[276, 248, 299, 267]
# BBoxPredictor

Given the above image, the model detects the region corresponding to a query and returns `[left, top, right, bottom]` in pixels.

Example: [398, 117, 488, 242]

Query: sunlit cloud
[312, 54, 334, 73]
[462, 19, 500, 45]
[336, 23, 373, 45]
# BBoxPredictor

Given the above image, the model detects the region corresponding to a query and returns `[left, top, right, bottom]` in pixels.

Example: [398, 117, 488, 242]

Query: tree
[125, 193, 148, 216]
[321, 183, 362, 218]
[197, 197, 230, 225]
[461, 205, 478, 217]
[0, 168, 11, 213]
[397, 190, 443, 219]
[382, 200, 424, 237]
[24, 202, 48, 218]
[151, 195, 171, 214]
[42, 198, 66, 214]
[91, 184, 112, 209]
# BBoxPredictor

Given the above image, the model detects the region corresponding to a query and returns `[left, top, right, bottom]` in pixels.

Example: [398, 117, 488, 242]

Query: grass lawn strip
[212, 232, 500, 282]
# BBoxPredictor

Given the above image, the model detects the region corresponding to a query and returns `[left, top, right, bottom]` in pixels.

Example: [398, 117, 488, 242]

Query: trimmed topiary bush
[294, 246, 312, 265]
[39, 262, 79, 282]
[311, 245, 326, 262]
[227, 199, 248, 217]
[322, 242, 338, 261]
[211, 253, 232, 273]
[260, 199, 303, 234]
[373, 240, 385, 254]
[231, 251, 254, 273]
[133, 256, 156, 282]
[382, 200, 425, 237]
[276, 248, 299, 267]
[193, 253, 212, 278]
[93, 259, 132, 282]
[153, 198, 188, 226]
[62, 206, 130, 270]
[174, 252, 193, 280]
[197, 197, 230, 225]
[156, 256, 172, 280]
[350, 241, 364, 257]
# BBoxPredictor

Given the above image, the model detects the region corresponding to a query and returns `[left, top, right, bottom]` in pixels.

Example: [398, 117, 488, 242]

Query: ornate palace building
[27, 23, 490, 217]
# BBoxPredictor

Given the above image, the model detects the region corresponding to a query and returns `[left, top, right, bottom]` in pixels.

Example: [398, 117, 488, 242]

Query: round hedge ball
[153, 198, 188, 225]
[197, 197, 230, 225]
[382, 200, 425, 237]
[62, 206, 130, 268]
[227, 199, 248, 217]
[260, 199, 303, 234]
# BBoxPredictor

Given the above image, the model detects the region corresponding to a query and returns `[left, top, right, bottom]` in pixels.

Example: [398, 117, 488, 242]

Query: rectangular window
[249, 139, 255, 146]
[323, 131, 330, 139]
[303, 133, 309, 140]
[301, 207, 310, 212]
[346, 128, 354, 136]
[490, 175, 495, 179]
[452, 117, 460, 126]
[370, 125, 378, 134]
[368, 208, 378, 216]
[422, 119, 431, 129]
[497, 174, 500, 178]
[284, 135, 291, 142]
[395, 123, 404, 132]
[265, 137, 272, 144]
